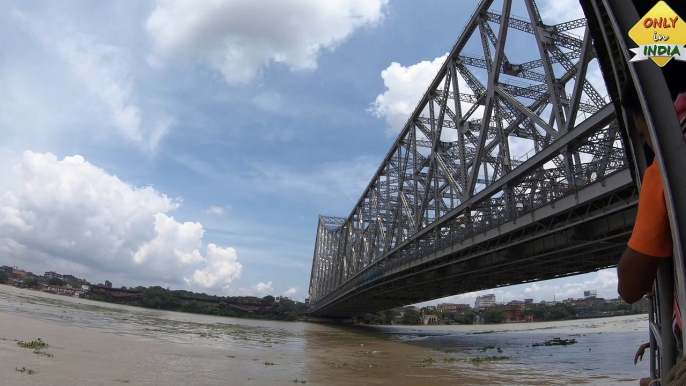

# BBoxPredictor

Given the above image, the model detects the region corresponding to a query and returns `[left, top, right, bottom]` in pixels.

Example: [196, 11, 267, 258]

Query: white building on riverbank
[475, 294, 496, 308]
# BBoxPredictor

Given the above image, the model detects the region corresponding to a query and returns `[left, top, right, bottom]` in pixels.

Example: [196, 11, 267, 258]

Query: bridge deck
[311, 168, 635, 316]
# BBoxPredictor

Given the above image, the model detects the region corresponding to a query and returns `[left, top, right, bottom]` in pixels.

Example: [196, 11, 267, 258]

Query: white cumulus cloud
[283, 287, 297, 297]
[369, 54, 449, 134]
[187, 244, 243, 290]
[133, 213, 205, 266]
[369, 54, 482, 138]
[145, 0, 389, 84]
[255, 281, 274, 295]
[0, 151, 241, 290]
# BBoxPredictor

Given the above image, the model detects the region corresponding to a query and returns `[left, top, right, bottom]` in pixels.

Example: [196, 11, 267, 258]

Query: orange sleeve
[628, 162, 673, 257]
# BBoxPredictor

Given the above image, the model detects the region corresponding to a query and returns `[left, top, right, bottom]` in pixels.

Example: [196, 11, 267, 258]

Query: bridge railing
[311, 150, 628, 307]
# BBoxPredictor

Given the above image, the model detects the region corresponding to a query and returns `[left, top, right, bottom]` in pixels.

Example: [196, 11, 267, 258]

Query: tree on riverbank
[482, 306, 505, 324]
[455, 311, 476, 325]
[402, 309, 422, 325]
[523, 304, 576, 321]
[48, 278, 66, 286]
[357, 309, 400, 325]
[24, 278, 39, 289]
[141, 286, 182, 310]
[278, 297, 299, 321]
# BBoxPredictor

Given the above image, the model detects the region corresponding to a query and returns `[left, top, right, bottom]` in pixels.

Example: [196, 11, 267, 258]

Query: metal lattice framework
[308, 0, 631, 315]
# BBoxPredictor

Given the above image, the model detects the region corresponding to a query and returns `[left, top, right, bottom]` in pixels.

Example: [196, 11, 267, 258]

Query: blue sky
[0, 0, 618, 305]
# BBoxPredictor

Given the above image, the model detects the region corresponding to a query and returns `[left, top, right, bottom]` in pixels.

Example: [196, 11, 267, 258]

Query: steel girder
[308, 0, 625, 310]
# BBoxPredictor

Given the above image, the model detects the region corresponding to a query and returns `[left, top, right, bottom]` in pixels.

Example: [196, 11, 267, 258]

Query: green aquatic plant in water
[17, 338, 53, 358]
[325, 361, 377, 369]
[33, 349, 53, 357]
[470, 356, 511, 363]
[17, 338, 48, 350]
[531, 338, 577, 347]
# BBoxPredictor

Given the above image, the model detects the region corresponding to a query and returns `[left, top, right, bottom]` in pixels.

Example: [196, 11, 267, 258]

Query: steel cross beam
[308, 0, 624, 309]
[484, 11, 587, 53]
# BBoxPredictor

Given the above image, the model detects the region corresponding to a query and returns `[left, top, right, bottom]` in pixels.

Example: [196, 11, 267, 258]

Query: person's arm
[618, 248, 662, 304]
[617, 163, 672, 304]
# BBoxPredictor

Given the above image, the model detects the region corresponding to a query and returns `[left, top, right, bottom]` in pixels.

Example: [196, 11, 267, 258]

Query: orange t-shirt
[627, 159, 673, 257]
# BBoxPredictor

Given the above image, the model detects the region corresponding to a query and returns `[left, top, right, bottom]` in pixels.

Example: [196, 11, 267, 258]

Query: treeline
[523, 304, 577, 322]
[87, 286, 305, 321]
[353, 302, 645, 326]
[0, 274, 83, 289]
[356, 309, 422, 325]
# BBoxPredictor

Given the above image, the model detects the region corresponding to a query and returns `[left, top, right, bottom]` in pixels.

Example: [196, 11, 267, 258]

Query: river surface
[0, 285, 648, 385]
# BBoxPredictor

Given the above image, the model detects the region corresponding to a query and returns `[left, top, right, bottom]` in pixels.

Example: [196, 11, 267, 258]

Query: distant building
[507, 300, 525, 308]
[584, 290, 598, 299]
[503, 306, 525, 322]
[437, 303, 471, 313]
[43, 285, 78, 296]
[0, 266, 12, 274]
[475, 294, 496, 308]
[104, 280, 112, 288]
[575, 297, 606, 307]
[12, 269, 27, 277]
[44, 271, 63, 280]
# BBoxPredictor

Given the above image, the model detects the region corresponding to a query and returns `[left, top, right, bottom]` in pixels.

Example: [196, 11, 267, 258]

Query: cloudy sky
[0, 0, 618, 305]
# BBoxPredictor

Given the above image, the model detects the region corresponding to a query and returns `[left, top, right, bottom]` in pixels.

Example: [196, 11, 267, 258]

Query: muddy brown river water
[0, 286, 647, 385]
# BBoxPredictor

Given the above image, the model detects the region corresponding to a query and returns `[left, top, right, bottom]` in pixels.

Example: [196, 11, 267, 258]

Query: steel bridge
[308, 0, 640, 317]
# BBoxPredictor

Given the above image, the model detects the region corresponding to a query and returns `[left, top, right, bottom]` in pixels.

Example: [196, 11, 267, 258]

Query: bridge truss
[309, 0, 633, 316]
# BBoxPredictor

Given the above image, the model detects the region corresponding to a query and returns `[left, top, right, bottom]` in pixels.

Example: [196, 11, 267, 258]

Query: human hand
[634, 343, 649, 365]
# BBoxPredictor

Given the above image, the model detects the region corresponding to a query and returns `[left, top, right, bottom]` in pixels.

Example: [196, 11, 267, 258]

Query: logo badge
[629, 1, 686, 67]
